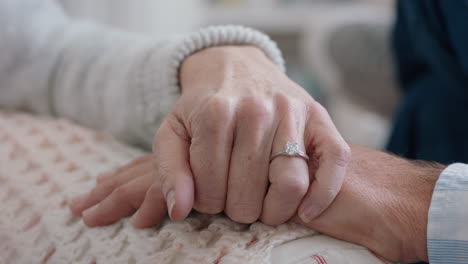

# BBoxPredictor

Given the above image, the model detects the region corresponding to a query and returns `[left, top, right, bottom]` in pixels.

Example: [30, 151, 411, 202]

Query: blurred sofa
[302, 4, 399, 149]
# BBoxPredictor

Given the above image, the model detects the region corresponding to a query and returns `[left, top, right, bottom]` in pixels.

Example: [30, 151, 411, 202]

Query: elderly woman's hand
[154, 46, 349, 226]
[70, 46, 350, 227]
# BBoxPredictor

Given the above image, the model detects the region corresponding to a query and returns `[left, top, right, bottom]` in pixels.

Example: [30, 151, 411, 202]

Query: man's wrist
[377, 159, 444, 261]
[407, 163, 443, 261]
[345, 146, 444, 262]
[295, 145, 446, 262]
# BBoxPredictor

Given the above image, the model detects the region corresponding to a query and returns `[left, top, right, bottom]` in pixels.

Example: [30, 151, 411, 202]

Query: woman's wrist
[179, 46, 278, 94]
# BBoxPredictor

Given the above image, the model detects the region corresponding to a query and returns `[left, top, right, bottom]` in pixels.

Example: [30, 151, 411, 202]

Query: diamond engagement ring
[270, 142, 309, 162]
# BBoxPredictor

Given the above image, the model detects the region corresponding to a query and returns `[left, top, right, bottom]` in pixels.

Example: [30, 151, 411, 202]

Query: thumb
[153, 117, 194, 221]
[298, 103, 350, 223]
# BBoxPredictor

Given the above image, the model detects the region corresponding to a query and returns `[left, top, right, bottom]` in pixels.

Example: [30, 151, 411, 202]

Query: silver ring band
[270, 142, 309, 162]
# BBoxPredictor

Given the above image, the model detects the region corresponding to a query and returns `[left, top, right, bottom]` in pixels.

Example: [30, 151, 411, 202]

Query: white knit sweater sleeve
[0, 0, 284, 149]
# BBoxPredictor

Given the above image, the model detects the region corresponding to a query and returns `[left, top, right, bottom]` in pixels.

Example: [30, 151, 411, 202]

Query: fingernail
[166, 190, 176, 219]
[70, 194, 87, 210]
[130, 213, 139, 227]
[299, 206, 320, 223]
[82, 203, 99, 221]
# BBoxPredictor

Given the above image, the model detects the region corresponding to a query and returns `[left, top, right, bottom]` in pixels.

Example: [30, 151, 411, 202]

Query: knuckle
[306, 101, 334, 125]
[278, 177, 308, 197]
[157, 160, 171, 181]
[153, 117, 187, 153]
[226, 203, 261, 224]
[238, 97, 273, 124]
[157, 165, 172, 194]
[194, 195, 225, 214]
[308, 101, 327, 116]
[206, 96, 232, 116]
[153, 120, 170, 145]
[260, 216, 281, 227]
[328, 142, 351, 167]
[199, 97, 233, 134]
[274, 93, 303, 113]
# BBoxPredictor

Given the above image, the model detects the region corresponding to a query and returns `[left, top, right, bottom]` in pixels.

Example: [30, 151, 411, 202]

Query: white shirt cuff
[427, 163, 468, 263]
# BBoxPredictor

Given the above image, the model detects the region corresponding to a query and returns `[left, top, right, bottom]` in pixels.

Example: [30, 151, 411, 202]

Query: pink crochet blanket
[0, 111, 392, 264]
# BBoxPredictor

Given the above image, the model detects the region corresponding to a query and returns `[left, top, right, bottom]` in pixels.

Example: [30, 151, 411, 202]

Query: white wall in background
[59, 0, 203, 37]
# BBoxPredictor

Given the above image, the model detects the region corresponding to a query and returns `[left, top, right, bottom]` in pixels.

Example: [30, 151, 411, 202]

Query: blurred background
[60, 0, 399, 149]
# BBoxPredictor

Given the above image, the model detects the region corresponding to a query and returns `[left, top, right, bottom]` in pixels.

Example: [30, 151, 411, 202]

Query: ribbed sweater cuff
[138, 25, 284, 147]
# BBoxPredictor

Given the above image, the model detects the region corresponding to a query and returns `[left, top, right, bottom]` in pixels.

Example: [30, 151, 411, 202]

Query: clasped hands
[70, 46, 349, 227]
[69, 46, 439, 263]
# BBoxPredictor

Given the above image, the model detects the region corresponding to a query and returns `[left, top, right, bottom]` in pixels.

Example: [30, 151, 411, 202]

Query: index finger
[152, 117, 194, 221]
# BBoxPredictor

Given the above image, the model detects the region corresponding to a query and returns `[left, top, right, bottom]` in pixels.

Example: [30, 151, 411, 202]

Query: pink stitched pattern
[9, 143, 25, 160]
[41, 248, 56, 264]
[246, 237, 258, 248]
[53, 152, 65, 163]
[39, 138, 55, 148]
[2, 111, 386, 263]
[66, 162, 78, 172]
[23, 160, 40, 173]
[311, 254, 328, 264]
[67, 134, 83, 144]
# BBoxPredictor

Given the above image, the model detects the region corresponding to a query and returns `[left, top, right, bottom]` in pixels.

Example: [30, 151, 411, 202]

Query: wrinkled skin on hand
[71, 145, 443, 263]
[71, 46, 350, 228]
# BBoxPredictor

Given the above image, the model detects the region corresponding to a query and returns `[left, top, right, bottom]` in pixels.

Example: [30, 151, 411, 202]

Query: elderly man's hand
[68, 142, 443, 262]
[295, 145, 445, 263]
[70, 46, 350, 227]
